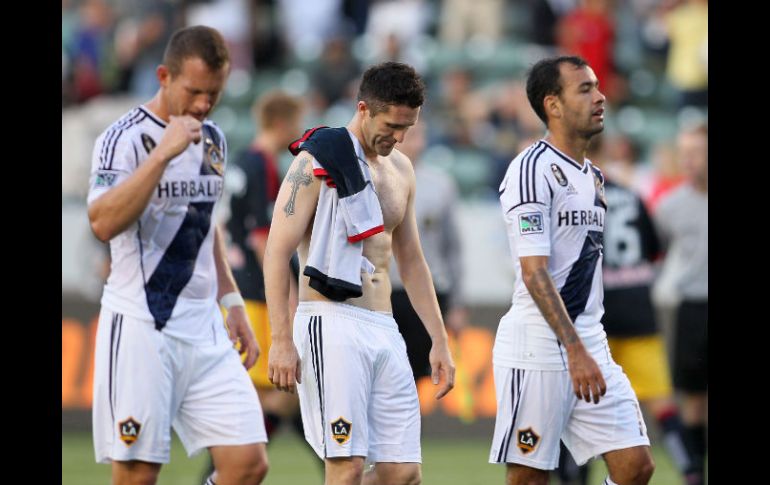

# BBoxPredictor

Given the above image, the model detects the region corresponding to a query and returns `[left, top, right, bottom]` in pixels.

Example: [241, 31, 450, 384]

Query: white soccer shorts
[489, 361, 649, 469]
[92, 308, 267, 464]
[293, 301, 421, 463]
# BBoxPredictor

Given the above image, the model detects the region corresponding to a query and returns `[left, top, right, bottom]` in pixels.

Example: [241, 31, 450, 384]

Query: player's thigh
[292, 305, 374, 459]
[93, 310, 174, 464]
[173, 340, 267, 458]
[367, 326, 421, 463]
[489, 366, 572, 471]
[563, 362, 650, 467]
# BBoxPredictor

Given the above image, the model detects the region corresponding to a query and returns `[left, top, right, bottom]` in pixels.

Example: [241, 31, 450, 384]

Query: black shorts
[673, 300, 708, 392]
[391, 289, 448, 379]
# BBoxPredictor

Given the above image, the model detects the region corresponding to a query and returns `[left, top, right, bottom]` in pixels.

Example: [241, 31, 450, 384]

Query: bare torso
[297, 149, 412, 312]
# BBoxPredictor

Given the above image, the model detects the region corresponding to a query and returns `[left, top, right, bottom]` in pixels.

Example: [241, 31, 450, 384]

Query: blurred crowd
[63, 0, 707, 198]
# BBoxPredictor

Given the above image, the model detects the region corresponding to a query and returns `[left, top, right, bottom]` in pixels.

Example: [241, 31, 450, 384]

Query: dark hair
[526, 56, 588, 125]
[163, 25, 230, 76]
[357, 62, 425, 115]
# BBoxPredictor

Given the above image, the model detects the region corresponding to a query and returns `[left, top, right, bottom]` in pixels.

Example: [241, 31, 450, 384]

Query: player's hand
[268, 337, 302, 394]
[567, 347, 606, 404]
[156, 115, 202, 161]
[429, 339, 456, 399]
[226, 306, 260, 370]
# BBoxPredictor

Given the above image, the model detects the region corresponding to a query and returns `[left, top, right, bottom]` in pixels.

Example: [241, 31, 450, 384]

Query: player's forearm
[400, 257, 448, 344]
[87, 152, 170, 242]
[263, 245, 294, 340]
[213, 225, 239, 299]
[523, 266, 584, 352]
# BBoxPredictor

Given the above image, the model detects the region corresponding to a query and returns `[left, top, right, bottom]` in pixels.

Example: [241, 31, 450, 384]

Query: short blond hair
[254, 91, 303, 130]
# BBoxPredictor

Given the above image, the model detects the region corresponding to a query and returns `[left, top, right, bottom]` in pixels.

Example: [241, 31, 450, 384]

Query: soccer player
[87, 26, 268, 485]
[264, 62, 455, 485]
[489, 56, 654, 485]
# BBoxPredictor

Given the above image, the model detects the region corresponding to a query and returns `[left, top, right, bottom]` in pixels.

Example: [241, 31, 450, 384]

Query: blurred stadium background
[63, 0, 706, 483]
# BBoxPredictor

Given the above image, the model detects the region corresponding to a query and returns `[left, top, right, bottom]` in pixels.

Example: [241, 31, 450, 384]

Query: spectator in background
[433, 67, 476, 147]
[664, 0, 708, 109]
[113, 0, 178, 99]
[310, 34, 361, 111]
[365, 0, 431, 70]
[557, 0, 626, 104]
[644, 140, 684, 212]
[390, 121, 469, 379]
[439, 0, 505, 46]
[654, 123, 708, 485]
[529, 0, 575, 47]
[67, 0, 116, 103]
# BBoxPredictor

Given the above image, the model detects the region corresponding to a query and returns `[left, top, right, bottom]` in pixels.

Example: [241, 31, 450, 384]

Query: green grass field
[63, 430, 685, 485]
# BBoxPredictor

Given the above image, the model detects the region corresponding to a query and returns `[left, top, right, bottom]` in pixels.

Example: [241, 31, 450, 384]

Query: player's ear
[545, 95, 561, 120]
[157, 65, 170, 88]
[357, 100, 370, 118]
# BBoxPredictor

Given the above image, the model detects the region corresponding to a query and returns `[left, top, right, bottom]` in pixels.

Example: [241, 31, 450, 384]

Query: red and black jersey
[226, 146, 279, 302]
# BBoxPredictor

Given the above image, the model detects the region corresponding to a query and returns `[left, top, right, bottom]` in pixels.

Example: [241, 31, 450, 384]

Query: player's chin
[585, 124, 604, 137]
[377, 143, 395, 156]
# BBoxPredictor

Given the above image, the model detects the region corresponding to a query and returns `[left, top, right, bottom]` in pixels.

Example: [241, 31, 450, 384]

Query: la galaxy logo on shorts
[519, 212, 544, 235]
[204, 137, 224, 176]
[331, 417, 352, 445]
[516, 427, 540, 454]
[118, 417, 142, 446]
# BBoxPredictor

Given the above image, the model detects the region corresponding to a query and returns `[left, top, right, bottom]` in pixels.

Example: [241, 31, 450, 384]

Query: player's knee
[125, 475, 158, 485]
[612, 454, 655, 485]
[402, 467, 422, 485]
[326, 459, 364, 485]
[232, 459, 269, 484]
[112, 461, 161, 485]
[637, 454, 655, 484]
[220, 454, 269, 484]
[379, 466, 422, 485]
[505, 464, 548, 485]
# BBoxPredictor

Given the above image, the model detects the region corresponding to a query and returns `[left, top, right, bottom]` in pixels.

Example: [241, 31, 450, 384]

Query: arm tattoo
[283, 157, 313, 217]
[527, 267, 579, 346]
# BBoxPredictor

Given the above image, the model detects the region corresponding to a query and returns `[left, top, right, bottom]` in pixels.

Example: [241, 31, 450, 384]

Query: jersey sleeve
[499, 149, 553, 257]
[86, 126, 139, 205]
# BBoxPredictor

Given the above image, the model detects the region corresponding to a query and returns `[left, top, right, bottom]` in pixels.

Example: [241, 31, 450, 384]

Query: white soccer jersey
[87, 106, 228, 343]
[495, 139, 610, 370]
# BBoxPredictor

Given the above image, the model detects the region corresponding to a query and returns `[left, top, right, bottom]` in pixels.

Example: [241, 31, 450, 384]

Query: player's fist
[157, 115, 202, 161]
